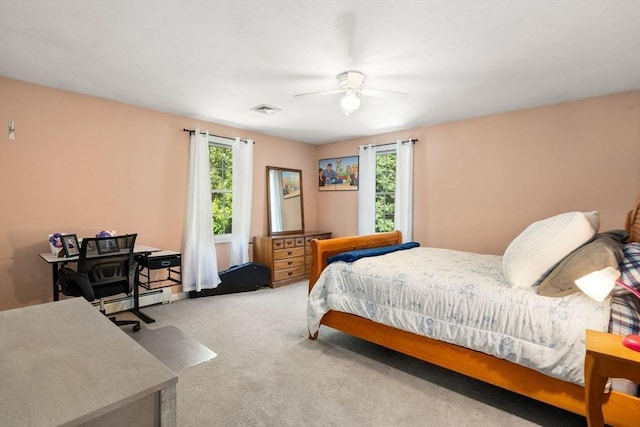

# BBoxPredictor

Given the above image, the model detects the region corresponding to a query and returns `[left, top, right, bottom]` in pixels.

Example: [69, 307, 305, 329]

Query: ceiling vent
[251, 104, 281, 115]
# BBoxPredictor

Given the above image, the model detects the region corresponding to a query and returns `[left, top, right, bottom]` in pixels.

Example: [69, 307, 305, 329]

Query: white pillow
[584, 210, 600, 232]
[502, 211, 598, 288]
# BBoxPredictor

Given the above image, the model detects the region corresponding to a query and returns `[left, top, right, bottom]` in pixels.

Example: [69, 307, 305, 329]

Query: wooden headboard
[308, 230, 402, 292]
[626, 193, 640, 243]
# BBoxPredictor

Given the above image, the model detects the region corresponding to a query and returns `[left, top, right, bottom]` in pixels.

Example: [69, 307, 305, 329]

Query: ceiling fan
[294, 71, 408, 115]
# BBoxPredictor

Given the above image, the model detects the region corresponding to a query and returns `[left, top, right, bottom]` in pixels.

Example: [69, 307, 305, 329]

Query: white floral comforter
[307, 247, 610, 385]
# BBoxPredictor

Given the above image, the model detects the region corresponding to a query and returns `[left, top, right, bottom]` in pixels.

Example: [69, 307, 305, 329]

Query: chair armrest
[58, 267, 95, 301]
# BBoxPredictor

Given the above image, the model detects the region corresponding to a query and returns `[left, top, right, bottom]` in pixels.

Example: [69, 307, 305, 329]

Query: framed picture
[319, 156, 359, 191]
[97, 237, 120, 254]
[281, 170, 301, 199]
[60, 234, 80, 257]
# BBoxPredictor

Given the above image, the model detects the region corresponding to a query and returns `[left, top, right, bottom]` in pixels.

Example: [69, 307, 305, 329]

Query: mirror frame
[266, 166, 305, 236]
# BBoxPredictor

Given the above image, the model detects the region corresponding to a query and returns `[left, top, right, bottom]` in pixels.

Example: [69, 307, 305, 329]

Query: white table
[0, 298, 178, 426]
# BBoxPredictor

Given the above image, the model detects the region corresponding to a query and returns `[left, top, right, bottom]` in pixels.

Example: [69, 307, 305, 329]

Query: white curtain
[183, 129, 220, 291]
[394, 139, 414, 242]
[358, 144, 376, 235]
[230, 137, 254, 267]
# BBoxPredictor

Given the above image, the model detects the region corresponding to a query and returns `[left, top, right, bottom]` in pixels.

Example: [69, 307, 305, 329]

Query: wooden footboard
[308, 232, 640, 427]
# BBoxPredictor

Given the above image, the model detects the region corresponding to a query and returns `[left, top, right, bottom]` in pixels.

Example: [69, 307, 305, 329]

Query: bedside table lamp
[575, 266, 640, 352]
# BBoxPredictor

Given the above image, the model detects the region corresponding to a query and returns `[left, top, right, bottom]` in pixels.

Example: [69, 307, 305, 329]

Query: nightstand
[584, 329, 640, 426]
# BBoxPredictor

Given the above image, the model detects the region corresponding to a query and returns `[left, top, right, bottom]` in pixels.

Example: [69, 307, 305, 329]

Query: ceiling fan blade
[360, 88, 409, 98]
[293, 89, 342, 98]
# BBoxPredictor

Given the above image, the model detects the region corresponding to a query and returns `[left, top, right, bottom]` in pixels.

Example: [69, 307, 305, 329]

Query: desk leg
[584, 352, 607, 427]
[52, 264, 59, 301]
[160, 382, 177, 426]
[130, 264, 156, 324]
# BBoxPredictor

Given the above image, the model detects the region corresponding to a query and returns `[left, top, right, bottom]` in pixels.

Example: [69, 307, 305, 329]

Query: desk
[584, 329, 640, 426]
[0, 298, 177, 426]
[39, 244, 162, 323]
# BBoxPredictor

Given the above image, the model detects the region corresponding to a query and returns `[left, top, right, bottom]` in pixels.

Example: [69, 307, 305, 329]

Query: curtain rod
[182, 128, 253, 144]
[362, 139, 418, 149]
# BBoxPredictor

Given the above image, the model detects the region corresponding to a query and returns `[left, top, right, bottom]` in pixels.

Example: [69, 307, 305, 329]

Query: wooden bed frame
[308, 204, 640, 426]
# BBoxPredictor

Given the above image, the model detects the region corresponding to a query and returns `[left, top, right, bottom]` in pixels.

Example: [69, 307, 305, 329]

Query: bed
[307, 201, 640, 427]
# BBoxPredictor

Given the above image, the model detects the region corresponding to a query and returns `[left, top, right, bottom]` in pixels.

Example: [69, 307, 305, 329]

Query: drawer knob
[287, 261, 292, 265]
[287, 271, 292, 276]
[287, 250, 292, 255]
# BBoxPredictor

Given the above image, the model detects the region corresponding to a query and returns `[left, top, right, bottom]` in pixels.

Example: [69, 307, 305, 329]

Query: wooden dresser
[253, 231, 332, 287]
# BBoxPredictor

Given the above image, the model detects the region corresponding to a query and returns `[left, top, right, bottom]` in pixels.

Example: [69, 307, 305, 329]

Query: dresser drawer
[305, 233, 332, 246]
[272, 237, 303, 249]
[274, 257, 304, 271]
[273, 247, 304, 260]
[272, 239, 286, 250]
[273, 266, 306, 282]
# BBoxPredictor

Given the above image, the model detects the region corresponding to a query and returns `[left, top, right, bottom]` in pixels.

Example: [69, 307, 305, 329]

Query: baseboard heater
[94, 288, 173, 315]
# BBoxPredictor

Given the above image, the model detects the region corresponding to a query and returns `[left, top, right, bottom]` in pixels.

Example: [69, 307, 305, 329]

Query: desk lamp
[575, 266, 640, 352]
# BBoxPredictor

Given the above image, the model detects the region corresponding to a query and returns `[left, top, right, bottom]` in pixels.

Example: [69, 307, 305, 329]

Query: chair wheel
[133, 324, 141, 332]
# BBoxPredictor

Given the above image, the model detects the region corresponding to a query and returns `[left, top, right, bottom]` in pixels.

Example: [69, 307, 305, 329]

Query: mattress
[307, 247, 611, 385]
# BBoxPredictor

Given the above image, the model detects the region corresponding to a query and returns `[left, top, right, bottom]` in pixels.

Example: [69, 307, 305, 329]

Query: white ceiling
[1, 1, 639, 144]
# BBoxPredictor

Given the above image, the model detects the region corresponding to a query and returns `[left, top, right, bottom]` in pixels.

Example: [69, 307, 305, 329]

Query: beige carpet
[128, 281, 586, 427]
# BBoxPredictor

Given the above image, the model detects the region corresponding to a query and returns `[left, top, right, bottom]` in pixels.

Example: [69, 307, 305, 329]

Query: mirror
[267, 166, 304, 235]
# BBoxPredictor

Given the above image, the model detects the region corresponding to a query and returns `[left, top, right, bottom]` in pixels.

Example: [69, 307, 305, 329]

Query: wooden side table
[584, 329, 640, 426]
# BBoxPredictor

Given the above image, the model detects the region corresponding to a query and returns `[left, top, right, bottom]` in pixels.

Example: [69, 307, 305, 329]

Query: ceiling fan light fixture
[294, 70, 406, 116]
[341, 91, 360, 115]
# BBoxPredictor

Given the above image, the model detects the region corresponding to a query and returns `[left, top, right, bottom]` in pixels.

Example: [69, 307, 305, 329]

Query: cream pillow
[584, 210, 600, 232]
[502, 211, 598, 288]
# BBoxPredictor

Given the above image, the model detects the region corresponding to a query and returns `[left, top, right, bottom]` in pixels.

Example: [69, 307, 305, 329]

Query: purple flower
[49, 233, 62, 245]
[96, 231, 113, 238]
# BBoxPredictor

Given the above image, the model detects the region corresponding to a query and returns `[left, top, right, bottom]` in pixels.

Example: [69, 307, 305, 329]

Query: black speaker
[188, 262, 269, 298]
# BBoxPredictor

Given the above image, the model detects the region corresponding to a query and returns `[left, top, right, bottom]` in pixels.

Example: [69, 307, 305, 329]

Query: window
[375, 150, 397, 232]
[209, 142, 233, 236]
[359, 140, 413, 239]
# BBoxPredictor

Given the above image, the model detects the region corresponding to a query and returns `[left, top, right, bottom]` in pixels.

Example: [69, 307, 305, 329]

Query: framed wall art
[319, 155, 359, 191]
[281, 170, 301, 199]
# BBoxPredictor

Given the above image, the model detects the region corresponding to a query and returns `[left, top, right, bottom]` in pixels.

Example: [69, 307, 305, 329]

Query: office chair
[57, 233, 141, 331]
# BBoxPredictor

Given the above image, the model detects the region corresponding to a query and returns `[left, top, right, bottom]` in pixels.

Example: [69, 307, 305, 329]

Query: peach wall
[315, 91, 640, 254]
[0, 77, 316, 310]
[1, 76, 638, 311]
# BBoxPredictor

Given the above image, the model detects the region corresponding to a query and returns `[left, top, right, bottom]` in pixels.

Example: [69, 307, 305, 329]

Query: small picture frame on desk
[97, 237, 120, 254]
[61, 234, 80, 258]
